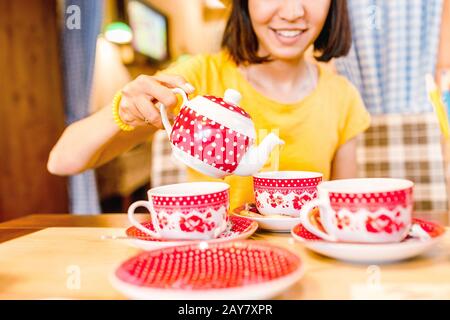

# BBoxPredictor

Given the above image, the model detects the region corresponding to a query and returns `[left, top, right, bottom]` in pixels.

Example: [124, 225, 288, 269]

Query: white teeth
[275, 30, 302, 38]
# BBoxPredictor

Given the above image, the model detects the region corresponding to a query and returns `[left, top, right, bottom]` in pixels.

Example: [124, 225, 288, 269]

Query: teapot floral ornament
[159, 88, 285, 178]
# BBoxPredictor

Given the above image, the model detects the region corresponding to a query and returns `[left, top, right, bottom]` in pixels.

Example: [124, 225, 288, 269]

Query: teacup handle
[127, 200, 162, 239]
[158, 88, 189, 139]
[299, 198, 337, 242]
[213, 217, 229, 238]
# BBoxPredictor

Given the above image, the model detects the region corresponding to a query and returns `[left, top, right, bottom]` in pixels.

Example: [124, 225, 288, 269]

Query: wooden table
[0, 213, 449, 300]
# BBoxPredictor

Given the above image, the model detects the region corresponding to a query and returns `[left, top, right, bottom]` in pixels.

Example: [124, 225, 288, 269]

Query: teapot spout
[233, 133, 285, 176]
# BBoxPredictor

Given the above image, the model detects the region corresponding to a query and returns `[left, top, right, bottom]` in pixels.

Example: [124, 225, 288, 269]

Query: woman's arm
[330, 137, 358, 180]
[47, 74, 194, 176]
[47, 104, 155, 175]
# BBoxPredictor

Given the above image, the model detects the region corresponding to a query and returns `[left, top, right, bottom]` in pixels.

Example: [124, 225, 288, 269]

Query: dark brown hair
[221, 0, 352, 65]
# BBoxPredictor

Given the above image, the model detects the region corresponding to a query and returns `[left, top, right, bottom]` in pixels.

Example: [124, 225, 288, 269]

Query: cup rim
[318, 178, 414, 194]
[148, 182, 230, 197]
[253, 171, 323, 180]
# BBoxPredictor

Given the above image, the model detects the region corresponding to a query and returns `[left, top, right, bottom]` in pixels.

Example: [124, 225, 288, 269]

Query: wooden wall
[0, 0, 68, 221]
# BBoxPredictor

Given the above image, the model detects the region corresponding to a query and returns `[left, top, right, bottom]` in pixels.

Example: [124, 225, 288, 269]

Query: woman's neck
[239, 56, 318, 104]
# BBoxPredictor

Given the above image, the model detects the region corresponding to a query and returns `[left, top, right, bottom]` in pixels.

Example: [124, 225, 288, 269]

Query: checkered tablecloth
[357, 113, 448, 211]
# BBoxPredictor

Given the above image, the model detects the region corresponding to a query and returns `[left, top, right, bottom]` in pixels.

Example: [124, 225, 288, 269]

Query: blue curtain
[335, 0, 443, 115]
[61, 0, 103, 214]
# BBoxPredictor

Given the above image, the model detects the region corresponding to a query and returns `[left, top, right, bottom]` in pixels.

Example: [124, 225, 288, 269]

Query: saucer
[232, 203, 302, 232]
[125, 215, 258, 250]
[291, 218, 446, 264]
[110, 241, 304, 300]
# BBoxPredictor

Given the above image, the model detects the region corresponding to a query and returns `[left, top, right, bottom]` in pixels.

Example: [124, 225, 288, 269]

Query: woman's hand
[47, 74, 195, 176]
[119, 74, 195, 128]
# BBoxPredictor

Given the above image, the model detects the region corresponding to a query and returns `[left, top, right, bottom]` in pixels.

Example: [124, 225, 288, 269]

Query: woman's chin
[268, 49, 306, 62]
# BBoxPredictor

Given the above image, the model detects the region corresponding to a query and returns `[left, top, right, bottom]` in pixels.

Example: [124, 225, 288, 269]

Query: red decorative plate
[125, 216, 258, 250]
[292, 218, 445, 243]
[292, 223, 322, 241]
[291, 218, 446, 264]
[111, 241, 304, 300]
[408, 218, 446, 239]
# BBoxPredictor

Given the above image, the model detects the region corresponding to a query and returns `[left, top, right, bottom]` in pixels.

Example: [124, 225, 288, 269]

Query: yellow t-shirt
[160, 51, 371, 210]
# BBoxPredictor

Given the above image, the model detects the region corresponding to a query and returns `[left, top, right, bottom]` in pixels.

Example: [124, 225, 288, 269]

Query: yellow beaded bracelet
[112, 91, 135, 132]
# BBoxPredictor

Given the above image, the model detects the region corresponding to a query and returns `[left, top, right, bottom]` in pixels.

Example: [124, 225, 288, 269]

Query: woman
[48, 0, 370, 209]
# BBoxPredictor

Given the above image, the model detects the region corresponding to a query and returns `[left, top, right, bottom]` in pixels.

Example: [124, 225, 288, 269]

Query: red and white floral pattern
[170, 106, 251, 173]
[253, 176, 322, 216]
[365, 213, 406, 234]
[291, 217, 446, 264]
[325, 187, 414, 236]
[149, 189, 229, 238]
[293, 218, 445, 242]
[324, 206, 412, 239]
[329, 188, 413, 212]
[115, 241, 302, 290]
[126, 216, 256, 242]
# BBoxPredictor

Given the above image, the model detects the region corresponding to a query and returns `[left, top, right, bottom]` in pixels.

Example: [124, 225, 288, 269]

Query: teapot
[158, 88, 285, 178]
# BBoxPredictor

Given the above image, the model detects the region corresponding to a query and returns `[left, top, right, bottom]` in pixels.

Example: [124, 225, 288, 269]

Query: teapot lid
[203, 89, 251, 119]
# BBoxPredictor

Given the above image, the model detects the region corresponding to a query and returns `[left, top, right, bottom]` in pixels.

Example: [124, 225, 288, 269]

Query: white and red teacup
[127, 182, 230, 240]
[253, 171, 323, 217]
[299, 178, 414, 243]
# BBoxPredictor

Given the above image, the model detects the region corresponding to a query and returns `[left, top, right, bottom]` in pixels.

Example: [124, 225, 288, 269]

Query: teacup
[128, 182, 230, 240]
[253, 171, 323, 217]
[299, 178, 414, 243]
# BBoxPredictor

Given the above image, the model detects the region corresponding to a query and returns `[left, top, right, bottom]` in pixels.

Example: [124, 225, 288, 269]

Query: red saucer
[293, 217, 445, 242]
[126, 215, 256, 242]
[291, 217, 446, 263]
[411, 218, 446, 239]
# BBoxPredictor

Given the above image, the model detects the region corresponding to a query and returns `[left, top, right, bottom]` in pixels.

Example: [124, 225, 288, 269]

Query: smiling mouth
[270, 28, 306, 38]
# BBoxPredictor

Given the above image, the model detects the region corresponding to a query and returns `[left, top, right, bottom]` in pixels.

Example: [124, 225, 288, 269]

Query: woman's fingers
[120, 94, 163, 128]
[133, 75, 179, 108]
[116, 74, 194, 129]
[134, 95, 163, 128]
[118, 106, 139, 127]
[119, 96, 143, 122]
[152, 74, 195, 94]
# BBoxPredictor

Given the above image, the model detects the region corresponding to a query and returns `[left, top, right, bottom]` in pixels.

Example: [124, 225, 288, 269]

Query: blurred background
[0, 0, 449, 223]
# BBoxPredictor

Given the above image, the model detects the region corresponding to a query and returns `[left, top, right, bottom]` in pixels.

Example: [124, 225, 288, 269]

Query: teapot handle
[158, 88, 189, 139]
